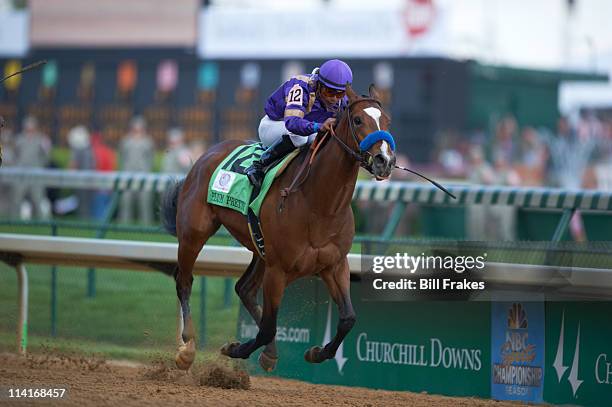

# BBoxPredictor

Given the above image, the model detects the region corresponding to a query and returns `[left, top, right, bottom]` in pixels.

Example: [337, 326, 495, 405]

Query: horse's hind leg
[174, 206, 220, 370]
[221, 267, 285, 360]
[305, 258, 355, 364]
[234, 256, 278, 371]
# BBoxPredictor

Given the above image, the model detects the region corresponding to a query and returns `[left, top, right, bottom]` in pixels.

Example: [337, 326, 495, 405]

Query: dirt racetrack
[0, 352, 529, 407]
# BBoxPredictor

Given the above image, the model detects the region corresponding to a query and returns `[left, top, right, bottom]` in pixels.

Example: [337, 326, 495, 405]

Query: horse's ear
[369, 83, 382, 102]
[346, 83, 359, 103]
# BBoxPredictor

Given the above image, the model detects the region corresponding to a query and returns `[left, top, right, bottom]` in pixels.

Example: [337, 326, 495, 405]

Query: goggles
[320, 85, 346, 98]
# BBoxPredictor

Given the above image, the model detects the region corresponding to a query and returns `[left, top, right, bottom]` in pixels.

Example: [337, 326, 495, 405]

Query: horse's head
[341, 84, 396, 180]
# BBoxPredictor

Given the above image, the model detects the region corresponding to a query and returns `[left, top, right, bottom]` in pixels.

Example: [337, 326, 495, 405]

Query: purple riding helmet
[317, 59, 353, 91]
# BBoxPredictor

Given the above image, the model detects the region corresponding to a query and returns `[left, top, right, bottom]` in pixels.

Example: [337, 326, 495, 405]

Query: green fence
[237, 278, 612, 406]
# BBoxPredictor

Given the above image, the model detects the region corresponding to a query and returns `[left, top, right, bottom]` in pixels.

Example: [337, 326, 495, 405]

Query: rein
[278, 132, 328, 212]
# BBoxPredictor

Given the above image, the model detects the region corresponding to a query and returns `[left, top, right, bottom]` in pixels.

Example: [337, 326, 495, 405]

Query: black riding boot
[246, 134, 296, 188]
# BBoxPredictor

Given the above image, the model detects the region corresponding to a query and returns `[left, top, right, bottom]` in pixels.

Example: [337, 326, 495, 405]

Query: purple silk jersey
[264, 74, 347, 136]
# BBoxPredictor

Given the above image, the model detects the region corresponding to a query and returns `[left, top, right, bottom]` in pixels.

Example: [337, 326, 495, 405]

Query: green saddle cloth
[207, 142, 299, 216]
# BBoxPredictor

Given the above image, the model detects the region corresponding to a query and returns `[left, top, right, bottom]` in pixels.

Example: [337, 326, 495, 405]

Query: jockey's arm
[283, 112, 319, 137]
[282, 81, 320, 137]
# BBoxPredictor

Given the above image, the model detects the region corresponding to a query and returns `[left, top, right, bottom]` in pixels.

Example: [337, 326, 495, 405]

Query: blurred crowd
[0, 115, 202, 223]
[432, 111, 612, 190]
[425, 111, 612, 240]
[1, 111, 611, 226]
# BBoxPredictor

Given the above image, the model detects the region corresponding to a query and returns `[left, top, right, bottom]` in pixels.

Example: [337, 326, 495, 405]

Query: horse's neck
[304, 127, 360, 215]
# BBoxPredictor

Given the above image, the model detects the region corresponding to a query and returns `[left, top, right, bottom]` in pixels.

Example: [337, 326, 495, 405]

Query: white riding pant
[258, 115, 317, 148]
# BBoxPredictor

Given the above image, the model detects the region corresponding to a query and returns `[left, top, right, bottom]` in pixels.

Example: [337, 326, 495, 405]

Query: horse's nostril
[373, 154, 386, 167]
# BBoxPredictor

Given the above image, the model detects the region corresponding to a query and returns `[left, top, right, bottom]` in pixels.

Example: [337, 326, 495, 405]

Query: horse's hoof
[258, 351, 278, 372]
[175, 339, 196, 370]
[220, 341, 241, 357]
[304, 346, 324, 364]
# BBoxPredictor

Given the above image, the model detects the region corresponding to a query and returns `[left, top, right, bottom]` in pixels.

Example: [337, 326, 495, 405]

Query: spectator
[118, 116, 155, 224]
[68, 125, 95, 218]
[467, 148, 521, 240]
[12, 116, 52, 219]
[515, 126, 547, 186]
[435, 130, 467, 178]
[91, 130, 117, 220]
[577, 109, 603, 143]
[493, 153, 521, 187]
[0, 121, 15, 167]
[189, 140, 207, 163]
[543, 116, 594, 189]
[161, 128, 192, 174]
[491, 115, 518, 167]
[467, 145, 496, 185]
[0, 122, 15, 216]
[0, 116, 4, 167]
[466, 145, 499, 239]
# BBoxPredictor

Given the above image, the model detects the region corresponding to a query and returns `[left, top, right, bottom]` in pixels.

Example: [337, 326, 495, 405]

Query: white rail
[1, 233, 610, 354]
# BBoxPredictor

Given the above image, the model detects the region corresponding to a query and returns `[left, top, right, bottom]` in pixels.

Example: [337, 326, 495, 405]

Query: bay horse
[160, 84, 396, 372]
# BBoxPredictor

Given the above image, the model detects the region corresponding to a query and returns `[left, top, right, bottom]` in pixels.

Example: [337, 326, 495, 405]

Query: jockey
[246, 59, 353, 188]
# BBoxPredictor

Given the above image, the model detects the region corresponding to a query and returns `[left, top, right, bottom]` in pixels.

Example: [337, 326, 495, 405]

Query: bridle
[326, 97, 457, 199]
[327, 97, 384, 173]
[278, 97, 386, 211]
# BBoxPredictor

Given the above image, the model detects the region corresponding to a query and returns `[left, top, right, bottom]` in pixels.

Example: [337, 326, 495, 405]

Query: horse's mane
[309, 95, 381, 156]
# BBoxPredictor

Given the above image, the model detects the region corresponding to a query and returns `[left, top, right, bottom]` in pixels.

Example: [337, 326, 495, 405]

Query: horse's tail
[160, 178, 185, 237]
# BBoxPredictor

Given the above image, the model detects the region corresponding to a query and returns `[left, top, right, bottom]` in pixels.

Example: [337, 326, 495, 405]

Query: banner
[198, 2, 447, 59]
[30, 0, 198, 47]
[491, 301, 545, 402]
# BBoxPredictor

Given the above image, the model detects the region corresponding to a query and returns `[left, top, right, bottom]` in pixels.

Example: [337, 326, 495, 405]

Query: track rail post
[551, 208, 576, 243]
[16, 262, 28, 355]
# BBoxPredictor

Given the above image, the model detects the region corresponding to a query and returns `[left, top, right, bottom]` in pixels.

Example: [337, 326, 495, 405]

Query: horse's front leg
[221, 268, 285, 359]
[305, 258, 355, 363]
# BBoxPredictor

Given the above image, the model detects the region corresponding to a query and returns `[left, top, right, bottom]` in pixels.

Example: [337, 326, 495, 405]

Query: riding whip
[0, 60, 47, 83]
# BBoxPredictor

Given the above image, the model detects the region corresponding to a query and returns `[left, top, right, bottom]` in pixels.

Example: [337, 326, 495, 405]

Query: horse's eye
[353, 117, 362, 126]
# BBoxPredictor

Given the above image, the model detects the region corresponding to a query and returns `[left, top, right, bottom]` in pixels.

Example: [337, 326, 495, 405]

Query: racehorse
[160, 84, 396, 372]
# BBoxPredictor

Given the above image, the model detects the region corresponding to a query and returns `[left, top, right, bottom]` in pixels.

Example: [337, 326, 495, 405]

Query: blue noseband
[359, 130, 396, 152]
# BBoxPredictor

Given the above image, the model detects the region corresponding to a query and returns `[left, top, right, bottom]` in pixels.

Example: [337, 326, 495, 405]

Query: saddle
[207, 142, 303, 258]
